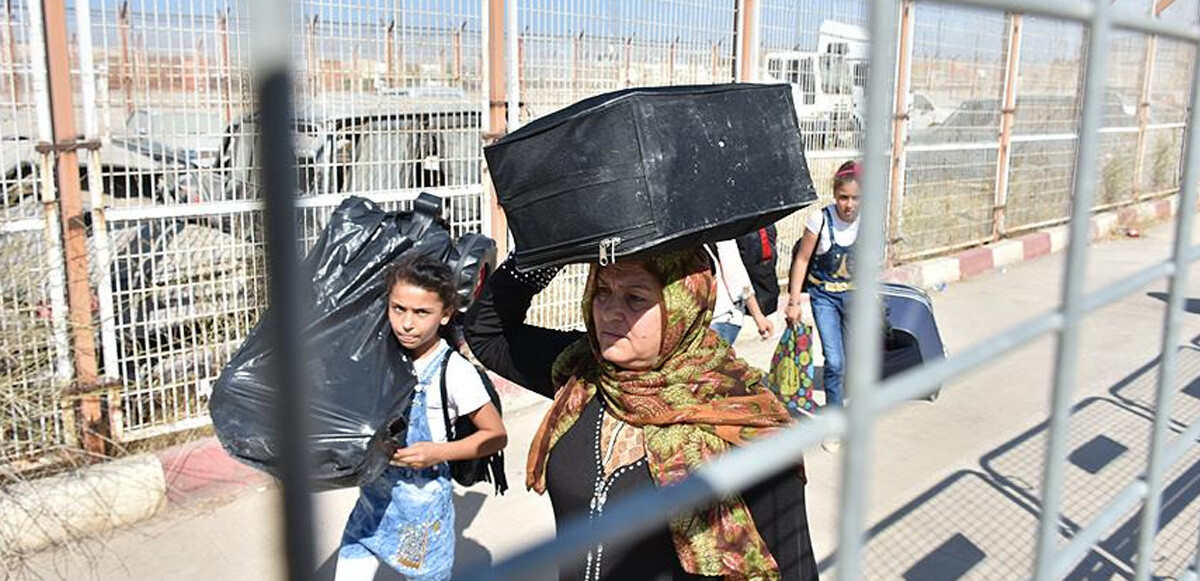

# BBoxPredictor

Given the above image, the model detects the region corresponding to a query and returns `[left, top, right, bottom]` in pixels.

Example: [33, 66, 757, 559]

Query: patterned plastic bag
[768, 321, 817, 417]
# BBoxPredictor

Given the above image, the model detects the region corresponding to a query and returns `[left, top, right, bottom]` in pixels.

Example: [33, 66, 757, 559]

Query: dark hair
[832, 160, 861, 193]
[384, 252, 458, 311]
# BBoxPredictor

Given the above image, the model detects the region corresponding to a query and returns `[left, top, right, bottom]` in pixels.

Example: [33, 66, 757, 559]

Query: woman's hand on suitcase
[391, 442, 446, 469]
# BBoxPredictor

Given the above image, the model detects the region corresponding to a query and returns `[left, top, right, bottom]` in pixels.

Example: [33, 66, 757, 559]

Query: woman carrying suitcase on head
[784, 160, 861, 419]
[464, 249, 819, 581]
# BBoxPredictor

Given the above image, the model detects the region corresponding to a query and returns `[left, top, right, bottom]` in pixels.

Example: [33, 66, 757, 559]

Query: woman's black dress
[463, 264, 819, 581]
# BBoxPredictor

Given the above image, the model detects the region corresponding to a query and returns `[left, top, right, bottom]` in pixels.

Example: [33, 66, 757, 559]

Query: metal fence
[0, 0, 1196, 506]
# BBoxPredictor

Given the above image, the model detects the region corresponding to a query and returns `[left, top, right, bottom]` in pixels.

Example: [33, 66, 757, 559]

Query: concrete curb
[1, 455, 166, 556]
[883, 195, 1190, 291]
[6, 376, 544, 558]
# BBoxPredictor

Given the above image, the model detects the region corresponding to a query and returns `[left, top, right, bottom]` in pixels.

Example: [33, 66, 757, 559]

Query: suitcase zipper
[598, 237, 623, 266]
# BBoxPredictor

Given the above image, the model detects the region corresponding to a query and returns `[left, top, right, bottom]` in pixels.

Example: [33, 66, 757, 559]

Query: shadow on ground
[818, 336, 1200, 580]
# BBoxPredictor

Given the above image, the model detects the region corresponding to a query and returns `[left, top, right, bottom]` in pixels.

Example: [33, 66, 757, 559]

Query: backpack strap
[438, 348, 455, 442]
[812, 206, 831, 261]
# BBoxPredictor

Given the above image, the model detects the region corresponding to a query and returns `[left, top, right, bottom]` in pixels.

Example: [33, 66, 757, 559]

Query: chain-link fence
[1, 0, 1196, 466]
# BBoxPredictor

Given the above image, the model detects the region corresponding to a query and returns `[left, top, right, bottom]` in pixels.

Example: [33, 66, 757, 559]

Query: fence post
[117, 1, 133, 115]
[623, 36, 632, 87]
[735, 0, 758, 82]
[40, 0, 105, 457]
[1132, 35, 1157, 202]
[73, 0, 122, 444]
[305, 15, 319, 92]
[992, 13, 1024, 240]
[218, 9, 233, 124]
[572, 31, 583, 99]
[484, 0, 509, 257]
[887, 0, 915, 266]
[2, 0, 16, 99]
[667, 36, 678, 83]
[454, 22, 465, 83]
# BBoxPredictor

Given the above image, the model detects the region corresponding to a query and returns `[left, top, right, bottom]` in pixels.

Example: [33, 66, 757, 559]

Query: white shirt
[411, 339, 492, 443]
[805, 205, 859, 255]
[708, 240, 754, 326]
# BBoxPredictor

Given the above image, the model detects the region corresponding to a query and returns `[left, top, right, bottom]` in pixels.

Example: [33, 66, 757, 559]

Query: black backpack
[736, 224, 781, 315]
[438, 349, 508, 495]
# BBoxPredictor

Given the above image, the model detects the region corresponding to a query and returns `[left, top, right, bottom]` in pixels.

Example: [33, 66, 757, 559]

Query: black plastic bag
[210, 193, 496, 489]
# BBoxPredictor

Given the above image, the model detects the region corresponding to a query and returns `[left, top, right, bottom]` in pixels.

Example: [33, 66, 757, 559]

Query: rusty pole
[306, 15, 318, 91]
[622, 36, 632, 87]
[41, 0, 104, 456]
[485, 0, 508, 257]
[572, 31, 583, 99]
[118, 1, 133, 114]
[992, 13, 1024, 240]
[217, 10, 233, 123]
[453, 22, 464, 83]
[886, 0, 915, 266]
[736, 0, 757, 82]
[385, 19, 395, 88]
[2, 0, 16, 99]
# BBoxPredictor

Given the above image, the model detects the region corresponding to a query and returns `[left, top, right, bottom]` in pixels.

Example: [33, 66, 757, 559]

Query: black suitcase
[484, 83, 817, 269]
[881, 282, 948, 401]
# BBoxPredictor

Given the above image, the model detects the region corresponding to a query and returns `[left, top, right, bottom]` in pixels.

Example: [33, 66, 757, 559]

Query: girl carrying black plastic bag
[334, 253, 507, 581]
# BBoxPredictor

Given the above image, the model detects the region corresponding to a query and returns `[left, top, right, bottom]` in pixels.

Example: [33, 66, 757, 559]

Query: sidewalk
[8, 207, 1200, 580]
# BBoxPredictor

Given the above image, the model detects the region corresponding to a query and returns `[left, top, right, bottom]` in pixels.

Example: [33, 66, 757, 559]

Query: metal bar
[103, 186, 484, 221]
[993, 13, 1024, 239]
[887, 0, 915, 265]
[485, 0, 508, 257]
[118, 1, 133, 115]
[906, 141, 1001, 153]
[1053, 480, 1149, 578]
[1133, 20, 1200, 578]
[74, 1, 121, 450]
[835, 0, 898, 577]
[1112, 9, 1200, 41]
[1011, 133, 1081, 143]
[0, 218, 46, 233]
[891, 234, 995, 264]
[251, 0, 314, 578]
[1033, 0, 1112, 577]
[1082, 260, 1174, 312]
[1164, 415, 1200, 469]
[26, 0, 72, 444]
[939, 0, 1196, 39]
[1146, 122, 1189, 130]
[505, 0, 518, 131]
[2, 0, 16, 99]
[807, 148, 865, 159]
[1133, 35, 1157, 201]
[465, 412, 844, 581]
[218, 10, 234, 125]
[42, 0, 105, 456]
[870, 311, 1064, 413]
[937, 0, 1093, 22]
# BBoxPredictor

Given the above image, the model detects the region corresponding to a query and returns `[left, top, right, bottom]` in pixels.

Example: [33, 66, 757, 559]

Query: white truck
[761, 20, 868, 150]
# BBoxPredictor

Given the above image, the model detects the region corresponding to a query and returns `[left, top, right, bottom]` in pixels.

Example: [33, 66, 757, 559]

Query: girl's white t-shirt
[805, 205, 860, 255]
[411, 339, 492, 443]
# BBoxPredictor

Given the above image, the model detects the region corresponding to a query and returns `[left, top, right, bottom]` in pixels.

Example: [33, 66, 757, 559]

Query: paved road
[14, 216, 1200, 580]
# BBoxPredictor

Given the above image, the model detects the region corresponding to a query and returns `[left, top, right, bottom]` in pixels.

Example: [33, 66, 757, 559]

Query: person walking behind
[784, 160, 861, 423]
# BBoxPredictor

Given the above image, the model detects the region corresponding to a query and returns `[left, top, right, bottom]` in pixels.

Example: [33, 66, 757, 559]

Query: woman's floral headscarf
[525, 248, 793, 580]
